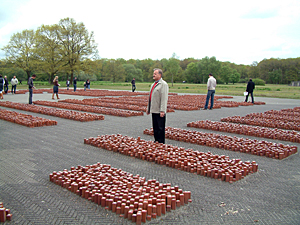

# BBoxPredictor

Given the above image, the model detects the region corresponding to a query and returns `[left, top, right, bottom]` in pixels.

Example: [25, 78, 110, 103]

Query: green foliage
[253, 78, 266, 86]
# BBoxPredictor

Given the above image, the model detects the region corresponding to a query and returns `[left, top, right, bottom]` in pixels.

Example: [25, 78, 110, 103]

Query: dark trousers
[132, 85, 136, 92]
[152, 113, 166, 144]
[74, 84, 77, 92]
[204, 90, 215, 109]
[11, 85, 16, 94]
[4, 85, 8, 93]
[29, 88, 33, 104]
[245, 92, 254, 103]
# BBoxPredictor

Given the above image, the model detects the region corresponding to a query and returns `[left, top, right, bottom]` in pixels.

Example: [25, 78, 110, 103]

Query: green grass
[15, 82, 300, 99]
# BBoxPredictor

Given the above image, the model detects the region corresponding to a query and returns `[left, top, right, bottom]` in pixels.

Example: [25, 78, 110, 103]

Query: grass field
[15, 81, 300, 99]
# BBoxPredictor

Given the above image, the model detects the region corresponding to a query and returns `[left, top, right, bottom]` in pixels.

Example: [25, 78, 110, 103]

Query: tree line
[1, 18, 299, 85]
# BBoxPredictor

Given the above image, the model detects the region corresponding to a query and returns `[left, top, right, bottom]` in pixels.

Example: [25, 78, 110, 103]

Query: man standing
[28, 74, 36, 104]
[0, 74, 4, 99]
[131, 78, 136, 92]
[66, 79, 70, 90]
[4, 76, 8, 94]
[73, 77, 77, 92]
[11, 75, 18, 94]
[204, 73, 217, 110]
[147, 68, 168, 144]
[245, 78, 255, 103]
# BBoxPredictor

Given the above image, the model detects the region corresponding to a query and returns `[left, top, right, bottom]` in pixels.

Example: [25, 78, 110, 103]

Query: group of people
[1, 70, 255, 145]
[146, 70, 255, 144]
[0, 74, 19, 99]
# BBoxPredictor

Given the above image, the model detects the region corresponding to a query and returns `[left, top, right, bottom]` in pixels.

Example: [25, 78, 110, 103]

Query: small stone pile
[0, 202, 12, 222]
[0, 108, 57, 127]
[50, 163, 191, 224]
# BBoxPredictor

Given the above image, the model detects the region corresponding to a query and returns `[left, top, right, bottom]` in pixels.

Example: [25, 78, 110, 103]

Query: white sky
[0, 0, 299, 65]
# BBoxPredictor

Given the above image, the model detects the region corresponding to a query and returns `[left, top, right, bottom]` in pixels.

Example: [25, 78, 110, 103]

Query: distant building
[289, 81, 300, 86]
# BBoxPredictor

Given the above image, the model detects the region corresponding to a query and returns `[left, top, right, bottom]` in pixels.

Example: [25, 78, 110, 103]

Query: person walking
[131, 78, 136, 92]
[11, 75, 18, 94]
[66, 79, 70, 90]
[73, 77, 77, 92]
[4, 76, 8, 94]
[147, 68, 169, 144]
[204, 73, 217, 110]
[86, 79, 90, 89]
[52, 76, 60, 99]
[0, 74, 4, 99]
[28, 74, 36, 104]
[245, 78, 255, 103]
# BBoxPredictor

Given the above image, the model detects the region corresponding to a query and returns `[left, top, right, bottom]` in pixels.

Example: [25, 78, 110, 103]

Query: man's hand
[160, 112, 165, 117]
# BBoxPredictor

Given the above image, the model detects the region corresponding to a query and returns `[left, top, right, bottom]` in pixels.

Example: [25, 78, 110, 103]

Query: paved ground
[0, 90, 300, 225]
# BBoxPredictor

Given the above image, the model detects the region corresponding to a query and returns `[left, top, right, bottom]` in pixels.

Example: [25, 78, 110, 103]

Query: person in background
[84, 82, 86, 91]
[86, 79, 90, 89]
[4, 76, 8, 94]
[11, 75, 18, 94]
[147, 68, 168, 144]
[28, 74, 36, 104]
[66, 79, 70, 90]
[245, 78, 255, 103]
[131, 78, 136, 92]
[0, 74, 4, 99]
[73, 77, 77, 92]
[204, 73, 217, 110]
[52, 76, 60, 99]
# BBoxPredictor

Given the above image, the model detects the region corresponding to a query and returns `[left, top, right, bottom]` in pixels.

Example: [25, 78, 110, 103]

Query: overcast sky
[0, 0, 299, 65]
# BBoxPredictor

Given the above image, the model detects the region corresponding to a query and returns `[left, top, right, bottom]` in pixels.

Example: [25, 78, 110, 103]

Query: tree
[166, 53, 180, 87]
[268, 69, 282, 84]
[197, 56, 221, 83]
[35, 24, 65, 83]
[123, 64, 143, 82]
[185, 62, 199, 83]
[56, 18, 98, 84]
[219, 65, 232, 84]
[1, 29, 37, 80]
[229, 69, 240, 84]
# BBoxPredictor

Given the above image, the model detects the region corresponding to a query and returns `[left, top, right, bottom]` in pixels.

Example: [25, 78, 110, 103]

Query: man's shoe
[203, 108, 207, 110]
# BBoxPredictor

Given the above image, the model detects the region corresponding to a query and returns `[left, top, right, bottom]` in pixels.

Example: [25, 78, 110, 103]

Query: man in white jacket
[204, 73, 217, 110]
[147, 68, 169, 144]
[11, 76, 18, 94]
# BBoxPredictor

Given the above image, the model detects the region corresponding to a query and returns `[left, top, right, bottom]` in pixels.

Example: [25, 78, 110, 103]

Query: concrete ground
[0, 90, 300, 225]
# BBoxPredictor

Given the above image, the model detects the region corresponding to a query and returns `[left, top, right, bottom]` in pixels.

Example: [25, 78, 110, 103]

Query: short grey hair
[153, 68, 163, 76]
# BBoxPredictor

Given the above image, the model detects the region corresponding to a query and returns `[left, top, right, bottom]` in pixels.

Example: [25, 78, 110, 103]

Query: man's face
[13, 76, 16, 79]
[153, 70, 161, 81]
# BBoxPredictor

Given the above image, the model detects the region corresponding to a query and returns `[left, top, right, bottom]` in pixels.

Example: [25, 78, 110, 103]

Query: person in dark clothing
[131, 78, 136, 92]
[28, 74, 36, 104]
[4, 76, 8, 94]
[86, 79, 90, 89]
[0, 74, 4, 99]
[73, 77, 77, 92]
[245, 78, 255, 103]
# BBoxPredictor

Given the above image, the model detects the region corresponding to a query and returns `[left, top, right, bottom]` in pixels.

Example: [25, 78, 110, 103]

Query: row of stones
[187, 120, 300, 143]
[143, 127, 297, 160]
[221, 107, 300, 131]
[33, 100, 144, 117]
[0, 108, 57, 127]
[84, 135, 258, 182]
[0, 101, 104, 122]
[50, 163, 191, 224]
[59, 98, 175, 113]
[0, 202, 12, 222]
